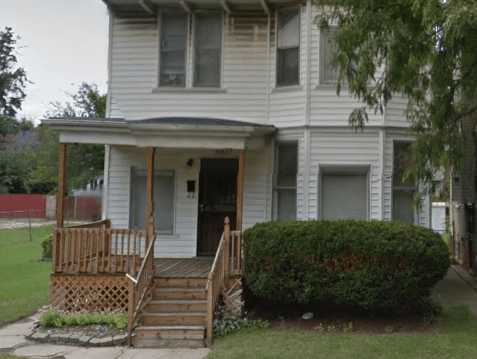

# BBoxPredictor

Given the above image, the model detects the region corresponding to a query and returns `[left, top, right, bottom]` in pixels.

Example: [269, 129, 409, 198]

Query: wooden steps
[133, 277, 208, 348]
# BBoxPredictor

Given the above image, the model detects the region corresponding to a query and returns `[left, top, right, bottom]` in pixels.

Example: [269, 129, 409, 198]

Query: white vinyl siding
[106, 145, 273, 257]
[321, 170, 368, 219]
[319, 27, 338, 84]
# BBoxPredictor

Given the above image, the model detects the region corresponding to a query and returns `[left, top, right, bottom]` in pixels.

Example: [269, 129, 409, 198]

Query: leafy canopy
[0, 27, 27, 118]
[314, 0, 477, 181]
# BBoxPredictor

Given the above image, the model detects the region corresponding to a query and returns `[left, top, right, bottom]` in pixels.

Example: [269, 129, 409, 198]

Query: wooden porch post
[53, 143, 67, 273]
[56, 143, 67, 228]
[145, 147, 156, 262]
[236, 150, 245, 231]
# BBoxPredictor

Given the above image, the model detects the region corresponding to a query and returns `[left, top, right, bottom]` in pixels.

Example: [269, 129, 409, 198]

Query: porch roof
[42, 116, 275, 150]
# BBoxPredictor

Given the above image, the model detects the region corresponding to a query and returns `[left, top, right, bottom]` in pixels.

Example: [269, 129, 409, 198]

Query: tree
[39, 82, 107, 192]
[314, 0, 477, 182]
[0, 27, 28, 118]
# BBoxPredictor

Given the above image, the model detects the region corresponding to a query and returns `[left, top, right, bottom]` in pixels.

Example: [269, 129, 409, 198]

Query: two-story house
[44, 0, 431, 348]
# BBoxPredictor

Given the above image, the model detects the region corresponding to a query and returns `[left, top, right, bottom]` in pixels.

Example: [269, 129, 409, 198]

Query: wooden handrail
[66, 219, 111, 229]
[126, 226, 156, 346]
[206, 217, 242, 346]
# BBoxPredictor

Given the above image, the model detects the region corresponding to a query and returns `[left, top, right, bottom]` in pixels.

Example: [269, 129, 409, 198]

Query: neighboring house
[44, 0, 431, 348]
[71, 176, 104, 197]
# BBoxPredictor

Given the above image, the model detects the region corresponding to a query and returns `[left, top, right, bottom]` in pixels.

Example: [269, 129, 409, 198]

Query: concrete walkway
[434, 265, 477, 317]
[0, 313, 209, 359]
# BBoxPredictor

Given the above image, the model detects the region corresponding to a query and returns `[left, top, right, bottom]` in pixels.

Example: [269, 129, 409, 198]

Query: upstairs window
[276, 8, 300, 87]
[274, 143, 297, 220]
[320, 27, 338, 84]
[194, 13, 222, 87]
[159, 14, 187, 87]
[392, 142, 415, 224]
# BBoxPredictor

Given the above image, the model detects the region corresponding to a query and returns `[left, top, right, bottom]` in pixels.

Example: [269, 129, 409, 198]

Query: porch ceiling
[102, 0, 301, 16]
[42, 116, 275, 150]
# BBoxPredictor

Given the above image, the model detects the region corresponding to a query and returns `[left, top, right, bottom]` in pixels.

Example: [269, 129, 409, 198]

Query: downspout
[103, 9, 114, 220]
[266, 11, 271, 124]
[303, 0, 312, 219]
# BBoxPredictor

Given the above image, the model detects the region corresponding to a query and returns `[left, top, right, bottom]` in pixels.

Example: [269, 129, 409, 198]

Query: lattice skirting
[50, 274, 128, 312]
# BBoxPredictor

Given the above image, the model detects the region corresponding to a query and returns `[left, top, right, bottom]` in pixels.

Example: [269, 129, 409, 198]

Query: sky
[1, 0, 109, 123]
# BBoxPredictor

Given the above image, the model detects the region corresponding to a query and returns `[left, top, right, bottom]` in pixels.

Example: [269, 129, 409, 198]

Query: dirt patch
[247, 302, 438, 334]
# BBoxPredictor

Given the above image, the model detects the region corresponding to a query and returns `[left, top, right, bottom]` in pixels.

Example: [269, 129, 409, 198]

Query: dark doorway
[197, 159, 238, 256]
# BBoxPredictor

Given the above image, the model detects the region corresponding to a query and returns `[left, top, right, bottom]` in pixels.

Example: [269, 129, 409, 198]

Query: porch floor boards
[154, 258, 213, 278]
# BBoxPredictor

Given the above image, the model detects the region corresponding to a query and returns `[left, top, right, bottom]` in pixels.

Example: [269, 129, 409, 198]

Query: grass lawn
[208, 306, 477, 359]
[0, 226, 52, 326]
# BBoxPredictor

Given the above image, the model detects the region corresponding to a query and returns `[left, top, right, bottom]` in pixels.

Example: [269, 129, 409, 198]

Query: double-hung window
[130, 168, 175, 234]
[274, 143, 298, 220]
[392, 142, 415, 224]
[158, 12, 222, 88]
[320, 27, 338, 84]
[159, 14, 187, 87]
[194, 13, 222, 87]
[276, 8, 300, 87]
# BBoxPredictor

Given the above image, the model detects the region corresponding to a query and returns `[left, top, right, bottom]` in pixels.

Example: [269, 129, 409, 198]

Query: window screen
[130, 169, 175, 234]
[392, 142, 415, 223]
[275, 143, 297, 220]
[277, 8, 300, 87]
[194, 13, 222, 87]
[321, 170, 368, 220]
[320, 27, 338, 84]
[160, 14, 187, 87]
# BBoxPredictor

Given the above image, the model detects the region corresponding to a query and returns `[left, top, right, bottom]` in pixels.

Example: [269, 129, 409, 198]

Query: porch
[45, 116, 272, 347]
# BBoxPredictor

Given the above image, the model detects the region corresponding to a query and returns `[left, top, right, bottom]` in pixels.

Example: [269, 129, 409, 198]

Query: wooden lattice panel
[50, 274, 129, 312]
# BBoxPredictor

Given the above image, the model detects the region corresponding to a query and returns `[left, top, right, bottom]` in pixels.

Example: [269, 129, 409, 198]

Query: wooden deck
[154, 257, 214, 278]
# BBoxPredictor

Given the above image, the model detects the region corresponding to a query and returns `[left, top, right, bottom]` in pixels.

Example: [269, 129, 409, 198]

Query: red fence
[64, 196, 102, 221]
[0, 194, 46, 218]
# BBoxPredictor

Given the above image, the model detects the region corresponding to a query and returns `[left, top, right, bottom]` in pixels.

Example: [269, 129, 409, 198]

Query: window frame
[157, 10, 190, 88]
[129, 167, 176, 235]
[191, 11, 224, 88]
[273, 141, 298, 220]
[319, 26, 339, 85]
[319, 165, 370, 220]
[391, 140, 417, 224]
[275, 6, 301, 88]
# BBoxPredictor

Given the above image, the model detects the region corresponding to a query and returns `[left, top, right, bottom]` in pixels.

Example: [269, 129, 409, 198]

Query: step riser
[136, 329, 205, 340]
[154, 290, 207, 300]
[142, 315, 206, 326]
[146, 302, 207, 313]
[134, 338, 205, 348]
[155, 278, 207, 289]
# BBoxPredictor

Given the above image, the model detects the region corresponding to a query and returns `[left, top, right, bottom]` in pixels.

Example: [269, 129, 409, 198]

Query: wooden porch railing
[53, 221, 146, 275]
[206, 217, 243, 346]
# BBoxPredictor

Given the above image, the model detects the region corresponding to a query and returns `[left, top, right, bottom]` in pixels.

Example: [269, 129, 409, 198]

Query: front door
[197, 159, 238, 256]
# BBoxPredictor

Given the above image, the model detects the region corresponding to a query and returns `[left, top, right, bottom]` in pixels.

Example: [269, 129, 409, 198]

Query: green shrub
[41, 236, 52, 260]
[243, 220, 450, 314]
[39, 310, 127, 330]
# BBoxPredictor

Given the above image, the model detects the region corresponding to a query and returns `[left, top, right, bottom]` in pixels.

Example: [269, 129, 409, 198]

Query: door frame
[196, 157, 239, 256]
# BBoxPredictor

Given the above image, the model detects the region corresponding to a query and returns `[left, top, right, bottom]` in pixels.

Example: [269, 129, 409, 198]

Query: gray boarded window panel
[276, 143, 298, 220]
[277, 189, 296, 220]
[320, 28, 338, 84]
[277, 8, 300, 87]
[194, 14, 222, 87]
[277, 143, 298, 187]
[160, 14, 187, 87]
[393, 189, 415, 224]
[322, 174, 368, 220]
[130, 170, 175, 233]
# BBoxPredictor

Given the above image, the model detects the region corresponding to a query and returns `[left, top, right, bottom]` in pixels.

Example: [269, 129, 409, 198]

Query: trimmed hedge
[243, 220, 450, 313]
